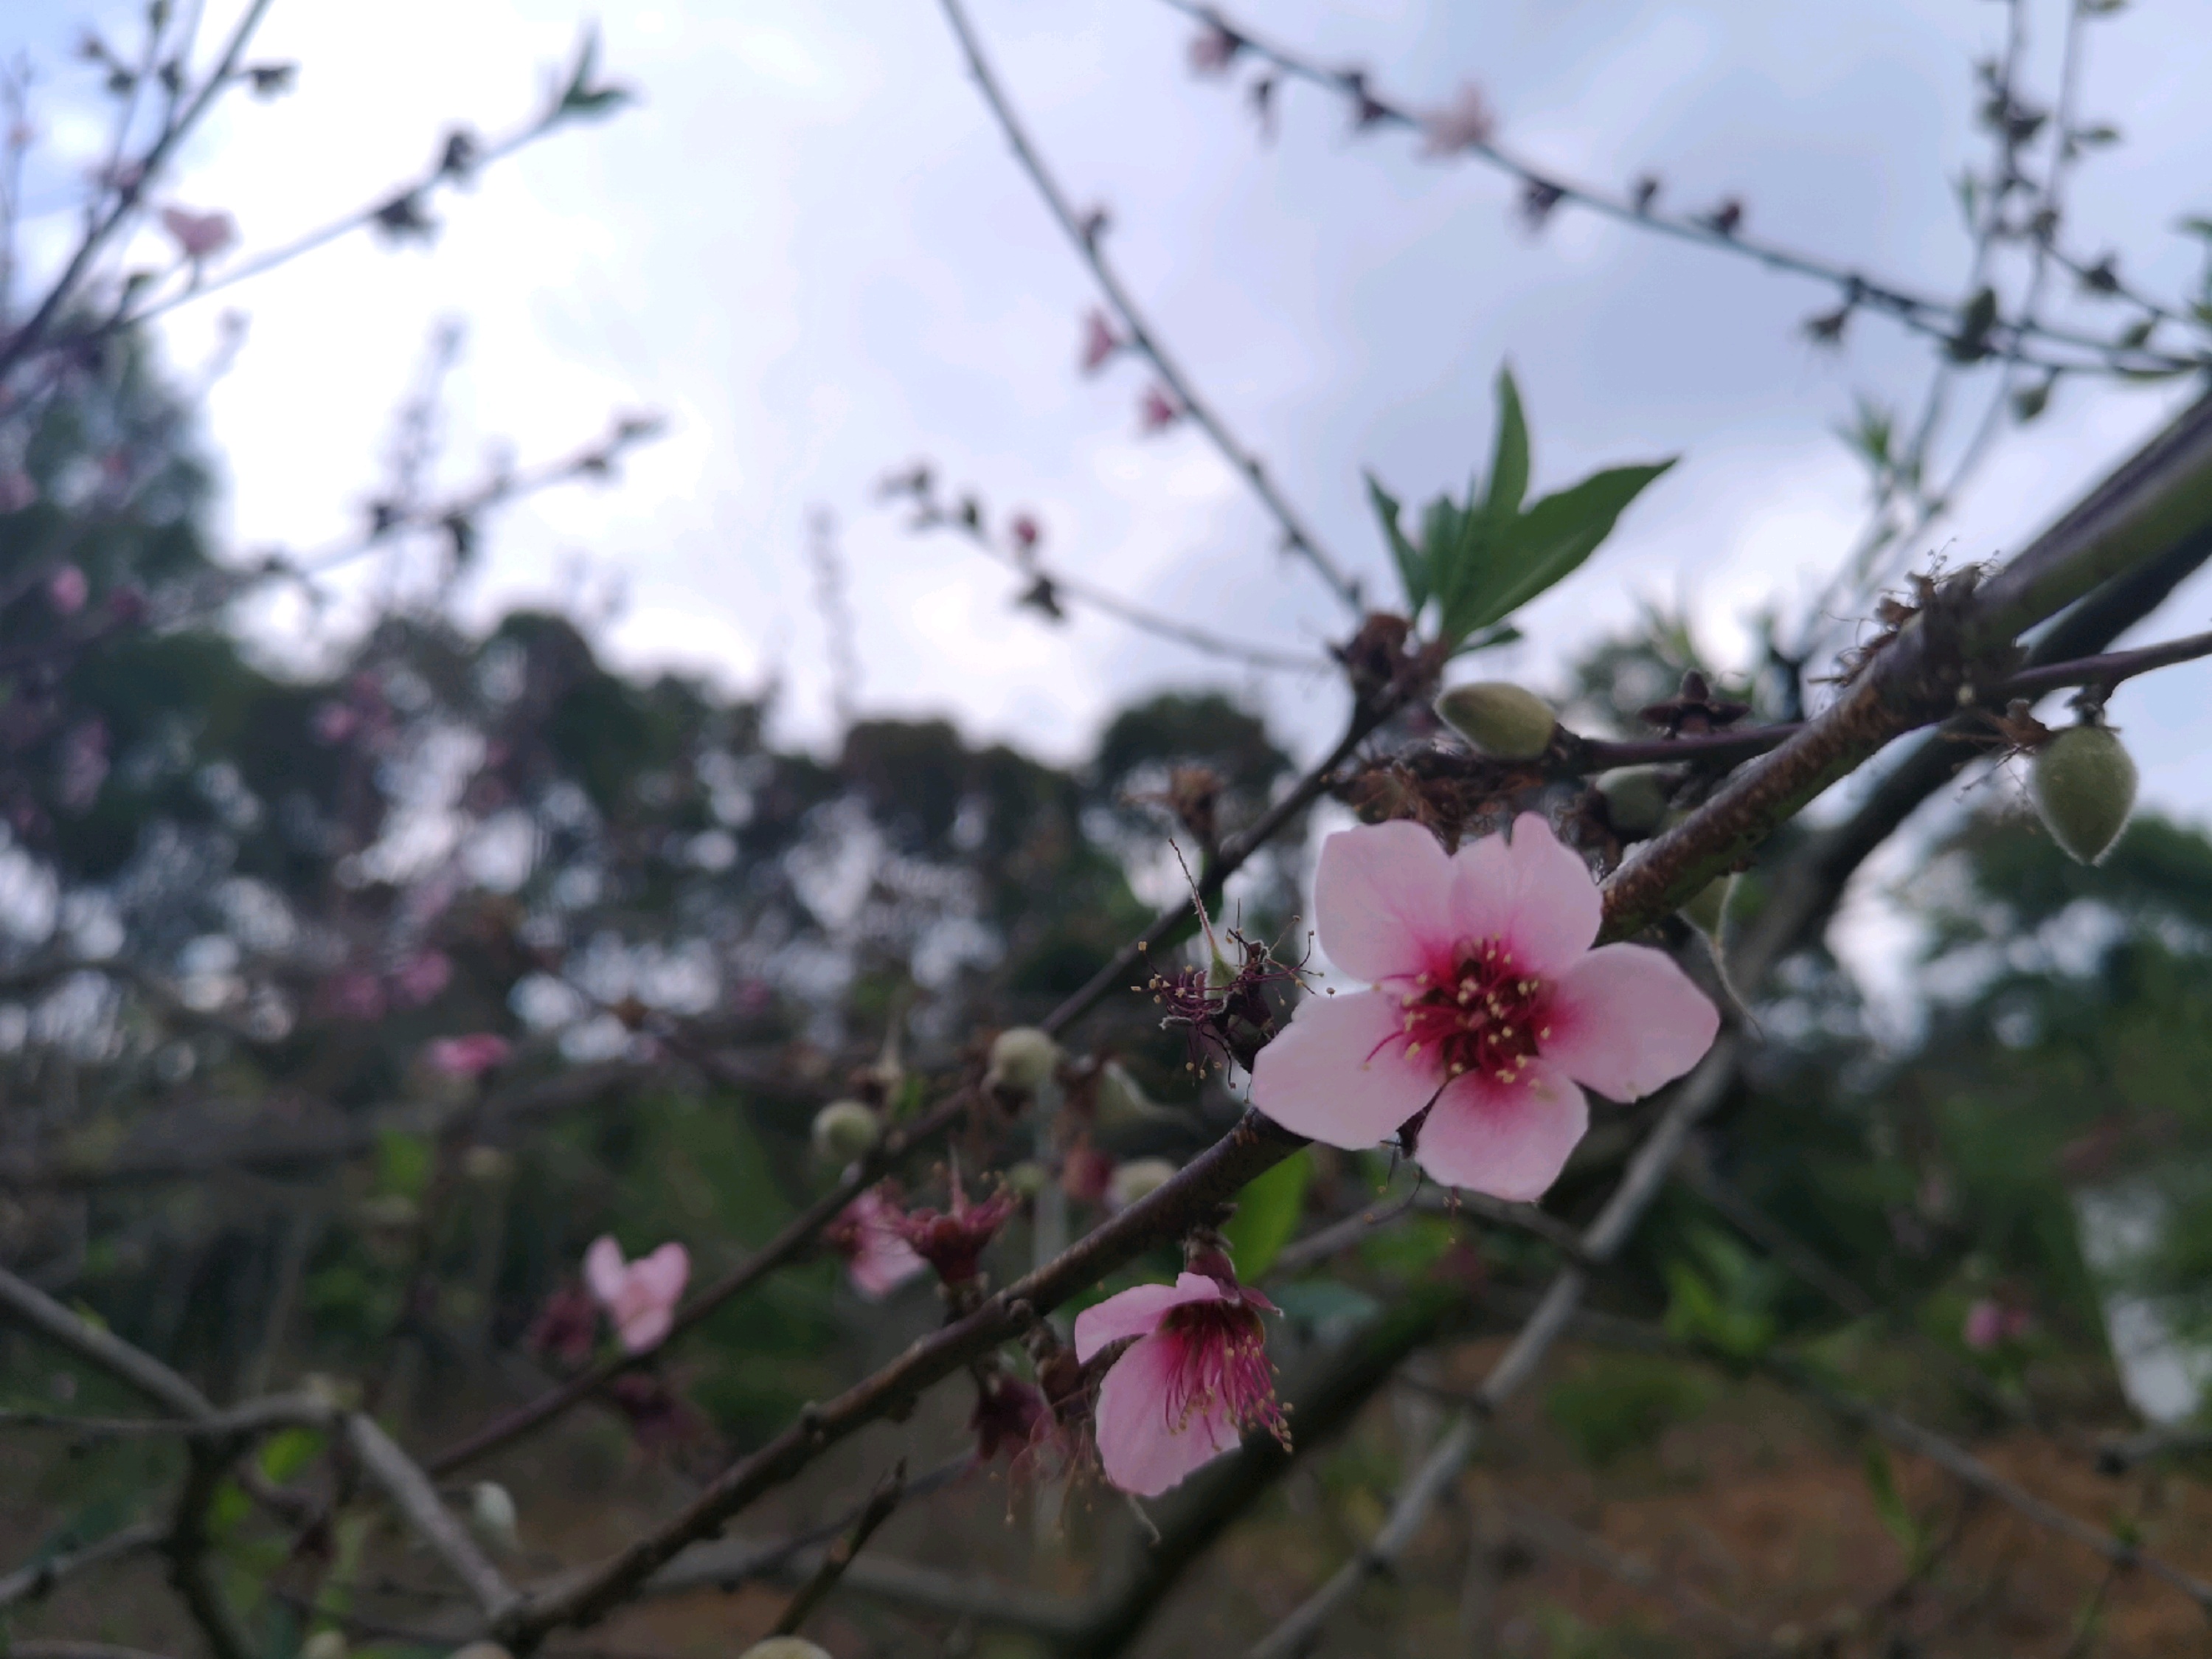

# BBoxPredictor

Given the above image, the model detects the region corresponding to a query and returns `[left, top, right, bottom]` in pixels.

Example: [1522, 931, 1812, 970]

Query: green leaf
[1365, 473, 1428, 614]
[375, 1129, 431, 1200]
[258, 1426, 325, 1485]
[1224, 1148, 1311, 1281]
[1483, 367, 1530, 522]
[1862, 1442, 1924, 1556]
[1438, 460, 1674, 647]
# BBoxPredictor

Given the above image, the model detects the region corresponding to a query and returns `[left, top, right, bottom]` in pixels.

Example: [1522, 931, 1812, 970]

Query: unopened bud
[461, 1145, 512, 1185]
[1435, 682, 1556, 761]
[1679, 875, 1731, 936]
[470, 1480, 520, 1554]
[2031, 723, 2137, 865]
[1003, 1159, 1051, 1198]
[985, 1027, 1059, 1095]
[302, 1632, 348, 1659]
[740, 1643, 833, 1659]
[811, 1099, 882, 1164]
[1108, 1157, 1179, 1209]
[1599, 769, 1670, 839]
[1095, 1061, 1168, 1132]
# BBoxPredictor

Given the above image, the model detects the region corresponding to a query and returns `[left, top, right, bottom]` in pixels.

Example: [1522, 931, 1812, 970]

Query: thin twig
[765, 1460, 906, 1636]
[936, 0, 1365, 612]
[347, 1413, 521, 1620]
[0, 1522, 165, 1610]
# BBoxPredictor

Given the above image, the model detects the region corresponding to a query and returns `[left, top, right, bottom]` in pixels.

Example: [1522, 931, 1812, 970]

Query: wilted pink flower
[1138, 384, 1182, 433]
[46, 565, 88, 615]
[828, 1186, 927, 1300]
[159, 205, 237, 261]
[1250, 817, 1717, 1202]
[1963, 1298, 2032, 1351]
[425, 1032, 511, 1077]
[584, 1235, 690, 1354]
[971, 1371, 1050, 1464]
[1419, 82, 1497, 155]
[895, 1174, 1018, 1288]
[527, 1284, 599, 1367]
[390, 949, 454, 1008]
[1188, 21, 1242, 76]
[1080, 308, 1120, 375]
[1074, 1255, 1286, 1496]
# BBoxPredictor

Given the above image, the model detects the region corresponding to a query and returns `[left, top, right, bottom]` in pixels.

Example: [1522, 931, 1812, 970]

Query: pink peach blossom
[1963, 1298, 2031, 1351]
[389, 949, 454, 1008]
[583, 1235, 690, 1354]
[425, 1033, 511, 1077]
[46, 565, 88, 615]
[159, 205, 237, 261]
[1251, 816, 1718, 1203]
[1073, 1260, 1286, 1497]
[828, 1186, 927, 1300]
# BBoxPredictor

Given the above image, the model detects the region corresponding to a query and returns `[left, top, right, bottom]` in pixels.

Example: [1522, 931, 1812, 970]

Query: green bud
[1108, 1157, 1179, 1209]
[810, 1098, 882, 1164]
[985, 1027, 1060, 1095]
[2031, 723, 2137, 865]
[469, 1480, 520, 1554]
[740, 1644, 833, 1659]
[302, 1633, 348, 1659]
[1435, 682, 1557, 761]
[1095, 1061, 1171, 1132]
[1600, 769, 1671, 839]
[1003, 1160, 1051, 1198]
[1679, 875, 1731, 936]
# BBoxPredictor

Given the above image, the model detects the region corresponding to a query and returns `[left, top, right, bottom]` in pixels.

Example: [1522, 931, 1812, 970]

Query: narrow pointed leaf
[1365, 473, 1428, 614]
[1483, 366, 1530, 522]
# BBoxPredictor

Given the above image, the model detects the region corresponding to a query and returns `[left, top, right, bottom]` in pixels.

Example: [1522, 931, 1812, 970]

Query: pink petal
[1073, 1274, 1224, 1362]
[1544, 943, 1719, 1101]
[1093, 1331, 1242, 1497]
[1313, 821, 1460, 983]
[583, 1235, 626, 1305]
[1249, 987, 1439, 1150]
[617, 1300, 673, 1353]
[1414, 1064, 1589, 1202]
[631, 1241, 690, 1309]
[1449, 814, 1601, 978]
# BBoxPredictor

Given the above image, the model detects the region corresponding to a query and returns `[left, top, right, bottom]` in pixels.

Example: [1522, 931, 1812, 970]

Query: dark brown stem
[765, 1461, 906, 1637]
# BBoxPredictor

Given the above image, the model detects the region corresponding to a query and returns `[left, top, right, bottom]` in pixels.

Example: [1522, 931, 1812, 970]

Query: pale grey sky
[14, 0, 2212, 833]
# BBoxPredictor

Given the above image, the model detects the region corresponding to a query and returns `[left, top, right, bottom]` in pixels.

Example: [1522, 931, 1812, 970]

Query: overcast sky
[13, 0, 2212, 846]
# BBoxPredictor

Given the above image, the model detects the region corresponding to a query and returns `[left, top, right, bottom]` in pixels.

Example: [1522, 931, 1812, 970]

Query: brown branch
[764, 1460, 905, 1637]
[1150, 0, 2196, 378]
[0, 1522, 164, 1610]
[935, 0, 1365, 612]
[164, 1444, 255, 1659]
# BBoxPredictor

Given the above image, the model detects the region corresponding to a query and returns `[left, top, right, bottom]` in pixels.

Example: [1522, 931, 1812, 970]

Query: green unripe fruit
[740, 1644, 833, 1659]
[1435, 682, 1557, 761]
[302, 1633, 349, 1659]
[1003, 1160, 1051, 1198]
[469, 1480, 520, 1553]
[1095, 1061, 1171, 1132]
[2031, 724, 2137, 865]
[1600, 769, 1670, 839]
[985, 1027, 1061, 1095]
[810, 1098, 882, 1164]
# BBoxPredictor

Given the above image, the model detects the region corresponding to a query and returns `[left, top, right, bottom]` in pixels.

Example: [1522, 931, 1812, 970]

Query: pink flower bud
[1419, 83, 1497, 156]
[1138, 384, 1182, 433]
[424, 1033, 511, 1077]
[1080, 308, 1120, 375]
[159, 205, 238, 261]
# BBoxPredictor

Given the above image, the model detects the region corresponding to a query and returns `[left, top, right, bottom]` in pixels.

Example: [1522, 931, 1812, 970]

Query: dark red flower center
[1156, 1300, 1287, 1444]
[1388, 938, 1553, 1087]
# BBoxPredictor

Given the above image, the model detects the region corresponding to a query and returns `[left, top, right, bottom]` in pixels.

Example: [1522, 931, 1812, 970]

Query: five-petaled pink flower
[583, 1235, 690, 1354]
[1080, 308, 1120, 375]
[1074, 1255, 1287, 1497]
[1419, 82, 1497, 156]
[829, 1186, 928, 1300]
[1251, 816, 1717, 1202]
[425, 1032, 511, 1078]
[159, 205, 237, 261]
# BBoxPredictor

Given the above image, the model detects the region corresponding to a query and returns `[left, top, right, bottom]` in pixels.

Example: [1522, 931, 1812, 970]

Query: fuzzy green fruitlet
[1435, 681, 1557, 761]
[2030, 723, 2137, 865]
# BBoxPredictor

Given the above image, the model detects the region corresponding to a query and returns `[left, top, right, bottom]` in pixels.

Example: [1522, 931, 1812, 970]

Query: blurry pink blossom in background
[1963, 1298, 2033, 1351]
[1252, 816, 1717, 1202]
[46, 565, 88, 614]
[1074, 1257, 1286, 1497]
[425, 1032, 511, 1077]
[584, 1236, 690, 1353]
[159, 205, 238, 261]
[390, 949, 454, 1008]
[830, 1186, 927, 1300]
